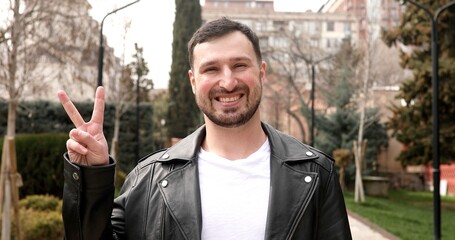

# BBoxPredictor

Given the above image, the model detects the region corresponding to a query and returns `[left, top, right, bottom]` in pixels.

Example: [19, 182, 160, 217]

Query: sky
[87, 0, 328, 89]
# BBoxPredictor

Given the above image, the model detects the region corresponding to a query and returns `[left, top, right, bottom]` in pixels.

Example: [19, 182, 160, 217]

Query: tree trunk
[353, 141, 365, 203]
[110, 108, 121, 160]
[110, 106, 122, 188]
[354, 39, 372, 203]
[2, 1, 21, 237]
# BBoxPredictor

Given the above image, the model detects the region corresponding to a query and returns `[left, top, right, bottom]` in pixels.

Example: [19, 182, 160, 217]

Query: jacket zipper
[159, 163, 175, 240]
[286, 175, 319, 240]
[141, 163, 156, 239]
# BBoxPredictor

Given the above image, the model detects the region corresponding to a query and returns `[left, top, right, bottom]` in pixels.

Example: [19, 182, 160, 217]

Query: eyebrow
[199, 56, 254, 69]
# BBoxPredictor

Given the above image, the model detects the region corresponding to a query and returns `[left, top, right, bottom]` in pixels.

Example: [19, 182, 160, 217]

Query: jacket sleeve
[62, 153, 116, 240]
[317, 161, 352, 240]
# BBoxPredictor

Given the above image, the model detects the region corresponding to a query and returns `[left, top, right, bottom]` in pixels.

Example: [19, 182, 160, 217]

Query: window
[327, 21, 334, 32]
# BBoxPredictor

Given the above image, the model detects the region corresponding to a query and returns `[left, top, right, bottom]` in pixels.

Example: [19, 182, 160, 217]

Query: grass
[344, 190, 455, 240]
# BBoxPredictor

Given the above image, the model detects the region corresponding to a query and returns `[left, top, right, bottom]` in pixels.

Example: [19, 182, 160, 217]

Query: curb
[348, 210, 400, 240]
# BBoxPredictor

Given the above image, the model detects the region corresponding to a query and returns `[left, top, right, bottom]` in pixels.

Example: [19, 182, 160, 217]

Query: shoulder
[263, 123, 335, 172]
[136, 148, 168, 169]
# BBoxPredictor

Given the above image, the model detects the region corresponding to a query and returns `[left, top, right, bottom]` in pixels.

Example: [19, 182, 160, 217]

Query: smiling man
[60, 17, 352, 240]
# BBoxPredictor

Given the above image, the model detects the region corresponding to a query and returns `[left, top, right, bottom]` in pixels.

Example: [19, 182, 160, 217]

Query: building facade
[321, 0, 403, 42]
[0, 0, 121, 102]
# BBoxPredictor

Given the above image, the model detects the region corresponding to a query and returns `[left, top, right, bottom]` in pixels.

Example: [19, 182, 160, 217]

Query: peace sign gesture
[57, 87, 109, 166]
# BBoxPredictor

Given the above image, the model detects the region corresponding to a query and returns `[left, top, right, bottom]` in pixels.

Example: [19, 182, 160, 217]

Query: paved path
[348, 211, 400, 240]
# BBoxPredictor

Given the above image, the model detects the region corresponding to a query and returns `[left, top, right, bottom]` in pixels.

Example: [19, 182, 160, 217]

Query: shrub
[8, 195, 64, 240]
[18, 209, 64, 240]
[19, 194, 60, 212]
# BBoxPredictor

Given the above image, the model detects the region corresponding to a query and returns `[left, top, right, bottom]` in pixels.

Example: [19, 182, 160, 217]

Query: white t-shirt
[198, 139, 271, 240]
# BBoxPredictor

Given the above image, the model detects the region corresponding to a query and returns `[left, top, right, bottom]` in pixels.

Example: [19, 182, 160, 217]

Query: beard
[195, 81, 262, 128]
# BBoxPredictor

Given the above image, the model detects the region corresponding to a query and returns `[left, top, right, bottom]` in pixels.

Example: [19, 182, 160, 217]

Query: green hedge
[0, 133, 66, 198]
[0, 100, 157, 173]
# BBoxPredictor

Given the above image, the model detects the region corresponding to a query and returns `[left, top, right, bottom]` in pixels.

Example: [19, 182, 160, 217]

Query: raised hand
[57, 86, 109, 166]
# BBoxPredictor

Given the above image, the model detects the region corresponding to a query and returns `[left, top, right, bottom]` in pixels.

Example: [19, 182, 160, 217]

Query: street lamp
[400, 1, 455, 239]
[308, 55, 333, 147]
[97, 0, 140, 87]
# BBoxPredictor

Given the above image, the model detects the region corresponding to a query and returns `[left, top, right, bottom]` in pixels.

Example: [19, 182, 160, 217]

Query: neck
[202, 114, 266, 160]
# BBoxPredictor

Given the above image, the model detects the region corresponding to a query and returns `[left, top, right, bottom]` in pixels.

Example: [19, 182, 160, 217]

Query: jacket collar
[157, 122, 318, 163]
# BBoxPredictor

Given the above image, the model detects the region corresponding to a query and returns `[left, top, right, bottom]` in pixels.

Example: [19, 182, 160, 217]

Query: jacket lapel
[264, 157, 318, 240]
[263, 123, 319, 240]
[158, 161, 202, 240]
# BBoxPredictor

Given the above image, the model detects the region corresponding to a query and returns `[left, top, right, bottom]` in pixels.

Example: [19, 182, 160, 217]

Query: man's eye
[204, 67, 217, 72]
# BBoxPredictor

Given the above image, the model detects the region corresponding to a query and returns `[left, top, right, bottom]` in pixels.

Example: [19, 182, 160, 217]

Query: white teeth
[219, 95, 240, 103]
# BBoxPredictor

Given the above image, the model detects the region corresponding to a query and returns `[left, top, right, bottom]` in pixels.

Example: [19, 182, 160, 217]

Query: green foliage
[14, 195, 64, 240]
[0, 133, 66, 197]
[0, 100, 156, 184]
[344, 190, 455, 240]
[19, 194, 61, 212]
[116, 103, 155, 170]
[167, 0, 203, 138]
[382, 1, 455, 165]
[321, 38, 361, 109]
[151, 90, 169, 149]
[316, 35, 388, 178]
[316, 108, 389, 171]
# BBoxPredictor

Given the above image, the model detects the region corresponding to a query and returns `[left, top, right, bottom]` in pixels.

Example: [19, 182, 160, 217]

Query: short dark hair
[188, 17, 262, 69]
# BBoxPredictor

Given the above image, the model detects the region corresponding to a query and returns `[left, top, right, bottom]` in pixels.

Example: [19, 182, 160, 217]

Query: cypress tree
[166, 0, 202, 139]
[383, 1, 455, 166]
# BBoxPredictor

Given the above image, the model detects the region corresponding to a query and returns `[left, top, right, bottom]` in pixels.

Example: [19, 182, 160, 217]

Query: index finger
[57, 90, 86, 128]
[91, 86, 105, 125]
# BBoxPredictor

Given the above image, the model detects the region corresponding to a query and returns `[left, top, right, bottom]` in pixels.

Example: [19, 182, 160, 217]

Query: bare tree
[0, 1, 114, 237]
[263, 28, 331, 143]
[108, 20, 135, 162]
[351, 1, 405, 203]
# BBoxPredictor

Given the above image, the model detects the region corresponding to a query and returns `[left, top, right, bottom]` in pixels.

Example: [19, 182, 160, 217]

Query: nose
[219, 67, 237, 92]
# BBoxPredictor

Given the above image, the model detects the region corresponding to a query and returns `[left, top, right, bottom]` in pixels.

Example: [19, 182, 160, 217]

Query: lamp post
[400, 1, 455, 239]
[97, 0, 140, 87]
[136, 54, 142, 162]
[309, 55, 333, 147]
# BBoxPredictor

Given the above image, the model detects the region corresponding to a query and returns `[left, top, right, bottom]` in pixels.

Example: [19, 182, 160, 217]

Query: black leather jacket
[63, 123, 352, 240]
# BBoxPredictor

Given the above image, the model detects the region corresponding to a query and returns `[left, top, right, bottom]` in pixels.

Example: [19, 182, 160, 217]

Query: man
[59, 17, 352, 239]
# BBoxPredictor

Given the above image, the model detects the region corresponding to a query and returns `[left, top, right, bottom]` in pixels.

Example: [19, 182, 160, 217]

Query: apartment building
[203, 0, 359, 52]
[321, 0, 403, 42]
[1, 0, 121, 102]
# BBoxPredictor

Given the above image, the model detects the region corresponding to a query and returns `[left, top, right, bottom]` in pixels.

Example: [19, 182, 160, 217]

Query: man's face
[188, 31, 267, 128]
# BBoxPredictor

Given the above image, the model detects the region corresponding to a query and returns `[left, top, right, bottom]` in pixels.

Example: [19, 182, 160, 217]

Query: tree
[0, 1, 92, 238]
[383, 1, 455, 166]
[263, 29, 326, 143]
[166, 0, 202, 139]
[109, 20, 135, 162]
[129, 43, 152, 102]
[0, 1, 119, 237]
[316, 41, 389, 181]
[129, 43, 152, 161]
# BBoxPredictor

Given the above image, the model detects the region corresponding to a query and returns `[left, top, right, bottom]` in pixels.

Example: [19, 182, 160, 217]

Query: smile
[217, 95, 241, 103]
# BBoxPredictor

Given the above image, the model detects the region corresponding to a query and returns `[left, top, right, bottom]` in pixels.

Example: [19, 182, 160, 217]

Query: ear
[260, 61, 267, 84]
[188, 69, 196, 94]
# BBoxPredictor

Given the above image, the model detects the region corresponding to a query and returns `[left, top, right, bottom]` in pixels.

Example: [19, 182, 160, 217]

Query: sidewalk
[348, 211, 400, 240]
